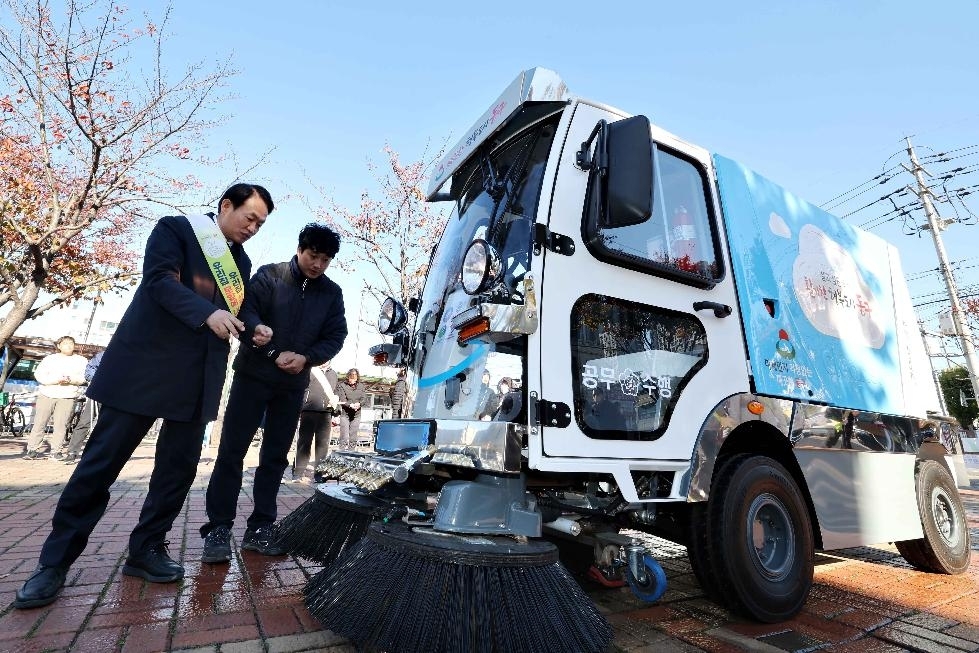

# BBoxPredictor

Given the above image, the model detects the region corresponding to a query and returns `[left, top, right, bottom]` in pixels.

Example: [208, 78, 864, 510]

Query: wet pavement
[0, 432, 977, 653]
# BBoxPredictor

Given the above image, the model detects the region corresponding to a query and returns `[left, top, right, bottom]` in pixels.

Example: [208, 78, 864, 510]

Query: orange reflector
[746, 400, 765, 415]
[373, 352, 389, 366]
[457, 317, 490, 344]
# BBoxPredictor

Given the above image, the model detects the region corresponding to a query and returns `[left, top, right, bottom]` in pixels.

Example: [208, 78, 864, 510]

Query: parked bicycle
[0, 392, 26, 437]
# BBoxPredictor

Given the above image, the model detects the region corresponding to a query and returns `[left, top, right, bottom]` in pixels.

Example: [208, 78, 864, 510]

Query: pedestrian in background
[389, 368, 407, 419]
[294, 360, 340, 483]
[54, 350, 105, 465]
[14, 183, 273, 610]
[336, 368, 366, 449]
[201, 223, 346, 564]
[23, 336, 87, 460]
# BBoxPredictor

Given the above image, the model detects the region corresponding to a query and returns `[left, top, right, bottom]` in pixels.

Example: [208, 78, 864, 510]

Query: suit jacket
[88, 215, 252, 422]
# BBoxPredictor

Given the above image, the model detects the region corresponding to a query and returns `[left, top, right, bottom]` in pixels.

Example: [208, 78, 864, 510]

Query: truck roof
[426, 67, 570, 200]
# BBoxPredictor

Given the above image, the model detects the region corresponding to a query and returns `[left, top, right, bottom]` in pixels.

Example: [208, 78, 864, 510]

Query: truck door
[535, 102, 748, 463]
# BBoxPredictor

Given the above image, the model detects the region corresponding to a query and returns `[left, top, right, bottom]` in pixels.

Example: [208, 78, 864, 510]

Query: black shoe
[13, 565, 67, 609]
[201, 525, 232, 564]
[122, 541, 183, 583]
[63, 453, 79, 465]
[22, 449, 46, 460]
[241, 525, 288, 556]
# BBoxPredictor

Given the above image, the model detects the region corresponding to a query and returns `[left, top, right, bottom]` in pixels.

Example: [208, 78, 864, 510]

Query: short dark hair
[298, 223, 340, 257]
[56, 335, 75, 347]
[219, 183, 274, 214]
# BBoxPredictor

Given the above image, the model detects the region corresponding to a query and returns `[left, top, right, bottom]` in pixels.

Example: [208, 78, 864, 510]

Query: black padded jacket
[234, 257, 347, 390]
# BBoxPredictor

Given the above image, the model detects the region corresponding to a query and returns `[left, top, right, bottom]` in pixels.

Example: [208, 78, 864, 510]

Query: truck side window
[570, 294, 707, 440]
[583, 144, 721, 286]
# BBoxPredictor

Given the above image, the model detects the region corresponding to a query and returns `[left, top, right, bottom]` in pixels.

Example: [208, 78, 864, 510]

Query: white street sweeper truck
[283, 68, 972, 653]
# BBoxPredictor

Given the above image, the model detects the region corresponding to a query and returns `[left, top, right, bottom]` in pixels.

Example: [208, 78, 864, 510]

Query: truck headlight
[378, 297, 407, 335]
[461, 239, 502, 295]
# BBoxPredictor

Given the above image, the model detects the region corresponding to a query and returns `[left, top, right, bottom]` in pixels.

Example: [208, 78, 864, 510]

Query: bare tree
[311, 144, 449, 320]
[0, 0, 234, 348]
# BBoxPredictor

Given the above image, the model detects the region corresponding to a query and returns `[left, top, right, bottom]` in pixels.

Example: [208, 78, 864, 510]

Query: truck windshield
[412, 115, 559, 421]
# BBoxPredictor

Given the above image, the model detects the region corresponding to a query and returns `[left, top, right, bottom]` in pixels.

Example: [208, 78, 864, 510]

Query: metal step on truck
[287, 68, 972, 653]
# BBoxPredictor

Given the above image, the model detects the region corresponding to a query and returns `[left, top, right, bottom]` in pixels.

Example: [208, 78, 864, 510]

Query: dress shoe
[13, 565, 67, 609]
[201, 525, 232, 564]
[241, 525, 288, 556]
[122, 541, 183, 583]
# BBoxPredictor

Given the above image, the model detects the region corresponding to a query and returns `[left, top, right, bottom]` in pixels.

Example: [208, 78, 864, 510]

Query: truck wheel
[686, 502, 721, 601]
[895, 460, 971, 575]
[708, 454, 813, 622]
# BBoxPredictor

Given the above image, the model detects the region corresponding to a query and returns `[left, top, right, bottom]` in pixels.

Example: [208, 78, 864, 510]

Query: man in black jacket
[201, 223, 347, 562]
[14, 183, 273, 609]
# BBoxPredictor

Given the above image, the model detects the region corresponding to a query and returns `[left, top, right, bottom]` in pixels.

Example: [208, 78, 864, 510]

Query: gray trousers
[62, 399, 98, 455]
[337, 411, 361, 449]
[26, 394, 76, 452]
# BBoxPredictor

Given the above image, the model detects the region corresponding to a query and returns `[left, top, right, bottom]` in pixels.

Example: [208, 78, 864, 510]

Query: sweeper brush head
[276, 483, 391, 563]
[304, 522, 614, 653]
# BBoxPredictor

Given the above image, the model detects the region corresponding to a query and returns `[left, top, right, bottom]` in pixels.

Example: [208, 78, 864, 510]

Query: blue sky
[23, 0, 979, 371]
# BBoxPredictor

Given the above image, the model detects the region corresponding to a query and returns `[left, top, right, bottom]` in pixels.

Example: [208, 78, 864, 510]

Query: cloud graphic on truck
[792, 224, 884, 349]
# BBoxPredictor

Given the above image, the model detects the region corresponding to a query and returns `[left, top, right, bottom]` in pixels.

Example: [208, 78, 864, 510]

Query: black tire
[686, 502, 722, 601]
[65, 411, 81, 444]
[708, 454, 814, 622]
[895, 460, 971, 575]
[8, 407, 25, 437]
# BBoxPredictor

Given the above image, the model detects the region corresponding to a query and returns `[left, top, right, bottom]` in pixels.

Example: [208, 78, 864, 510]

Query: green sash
[187, 214, 245, 316]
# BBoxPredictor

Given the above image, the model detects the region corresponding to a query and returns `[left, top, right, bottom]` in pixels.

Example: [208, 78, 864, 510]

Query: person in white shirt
[23, 336, 88, 460]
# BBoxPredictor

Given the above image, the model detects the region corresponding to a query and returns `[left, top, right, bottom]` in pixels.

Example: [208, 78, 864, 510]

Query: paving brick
[7, 630, 75, 653]
[72, 626, 125, 652]
[257, 606, 303, 638]
[170, 624, 260, 649]
[875, 621, 979, 652]
[265, 630, 348, 653]
[217, 640, 265, 653]
[120, 622, 173, 653]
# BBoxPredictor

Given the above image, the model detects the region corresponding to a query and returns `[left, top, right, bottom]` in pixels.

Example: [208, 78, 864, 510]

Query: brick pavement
[0, 433, 977, 653]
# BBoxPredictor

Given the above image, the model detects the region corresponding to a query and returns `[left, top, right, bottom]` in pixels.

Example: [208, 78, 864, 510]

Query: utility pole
[920, 321, 950, 415]
[904, 137, 979, 407]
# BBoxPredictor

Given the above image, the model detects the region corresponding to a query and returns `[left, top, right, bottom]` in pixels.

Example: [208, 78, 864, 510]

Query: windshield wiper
[479, 152, 506, 200]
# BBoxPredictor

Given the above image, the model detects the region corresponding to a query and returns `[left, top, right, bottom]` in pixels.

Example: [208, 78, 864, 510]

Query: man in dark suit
[14, 183, 274, 609]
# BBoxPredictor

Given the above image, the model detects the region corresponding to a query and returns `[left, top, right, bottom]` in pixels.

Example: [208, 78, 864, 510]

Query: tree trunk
[0, 282, 40, 350]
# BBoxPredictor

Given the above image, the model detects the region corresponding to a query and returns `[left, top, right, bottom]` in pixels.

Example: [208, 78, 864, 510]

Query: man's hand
[275, 351, 307, 374]
[205, 309, 245, 340]
[252, 324, 273, 346]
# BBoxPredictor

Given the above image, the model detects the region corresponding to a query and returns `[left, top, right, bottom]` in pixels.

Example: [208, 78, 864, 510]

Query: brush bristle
[305, 522, 613, 653]
[277, 483, 387, 563]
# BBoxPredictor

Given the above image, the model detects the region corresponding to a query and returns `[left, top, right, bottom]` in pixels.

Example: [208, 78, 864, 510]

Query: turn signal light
[746, 400, 765, 416]
[373, 351, 389, 365]
[457, 317, 490, 344]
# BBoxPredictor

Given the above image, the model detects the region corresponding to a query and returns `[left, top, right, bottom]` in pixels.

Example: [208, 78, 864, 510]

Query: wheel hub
[931, 487, 958, 545]
[747, 493, 795, 581]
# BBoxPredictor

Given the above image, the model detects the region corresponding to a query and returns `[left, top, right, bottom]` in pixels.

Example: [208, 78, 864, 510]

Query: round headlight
[461, 239, 502, 295]
[378, 297, 407, 335]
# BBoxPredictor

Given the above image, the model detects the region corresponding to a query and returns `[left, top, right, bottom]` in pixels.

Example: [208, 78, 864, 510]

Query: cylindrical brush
[305, 522, 613, 653]
[276, 483, 394, 563]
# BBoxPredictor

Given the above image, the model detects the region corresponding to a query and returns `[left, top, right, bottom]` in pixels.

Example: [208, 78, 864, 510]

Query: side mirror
[604, 115, 653, 228]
